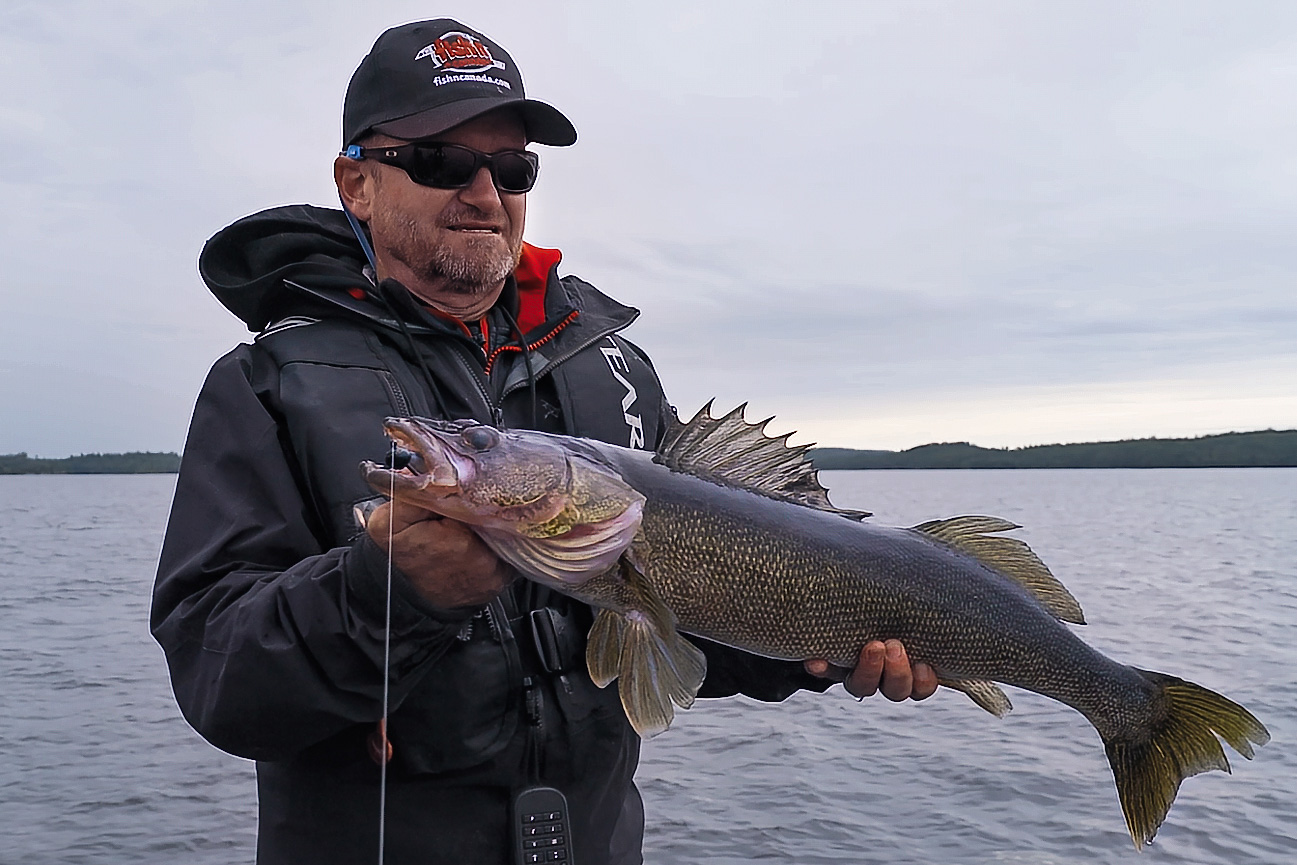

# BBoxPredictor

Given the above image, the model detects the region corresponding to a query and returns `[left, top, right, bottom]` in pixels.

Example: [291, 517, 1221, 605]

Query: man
[152, 19, 936, 865]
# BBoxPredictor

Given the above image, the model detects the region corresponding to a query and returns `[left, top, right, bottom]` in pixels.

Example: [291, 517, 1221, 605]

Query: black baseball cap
[343, 20, 577, 147]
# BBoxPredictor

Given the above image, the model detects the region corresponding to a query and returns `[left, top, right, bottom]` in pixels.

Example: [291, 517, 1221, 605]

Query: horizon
[7, 425, 1296, 462]
[2, 2, 1295, 454]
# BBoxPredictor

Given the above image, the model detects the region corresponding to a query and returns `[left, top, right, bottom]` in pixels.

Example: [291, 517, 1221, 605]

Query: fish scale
[618, 455, 1123, 696]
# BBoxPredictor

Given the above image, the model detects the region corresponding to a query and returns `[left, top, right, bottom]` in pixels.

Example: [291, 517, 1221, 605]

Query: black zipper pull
[522, 675, 544, 727]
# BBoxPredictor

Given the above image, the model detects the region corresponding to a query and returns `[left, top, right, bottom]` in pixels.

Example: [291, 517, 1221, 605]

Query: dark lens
[491, 152, 539, 193]
[408, 144, 478, 188]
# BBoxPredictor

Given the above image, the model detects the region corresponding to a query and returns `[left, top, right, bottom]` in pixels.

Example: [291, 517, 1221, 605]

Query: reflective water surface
[0, 469, 1292, 864]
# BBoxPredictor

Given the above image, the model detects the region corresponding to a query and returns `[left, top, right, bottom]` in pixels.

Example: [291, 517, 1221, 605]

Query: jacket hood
[200, 204, 587, 337]
[200, 205, 375, 332]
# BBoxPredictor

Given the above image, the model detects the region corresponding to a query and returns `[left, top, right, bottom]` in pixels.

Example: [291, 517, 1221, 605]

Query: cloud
[1, 1, 1295, 452]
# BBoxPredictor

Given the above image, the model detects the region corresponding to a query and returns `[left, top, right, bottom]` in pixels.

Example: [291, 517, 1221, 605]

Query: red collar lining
[514, 242, 562, 335]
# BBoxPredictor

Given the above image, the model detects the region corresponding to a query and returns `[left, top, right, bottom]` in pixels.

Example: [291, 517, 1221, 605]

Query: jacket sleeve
[150, 345, 469, 761]
[696, 639, 835, 701]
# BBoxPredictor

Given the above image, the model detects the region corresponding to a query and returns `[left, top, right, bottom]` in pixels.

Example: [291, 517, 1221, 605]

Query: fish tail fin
[1103, 670, 1269, 850]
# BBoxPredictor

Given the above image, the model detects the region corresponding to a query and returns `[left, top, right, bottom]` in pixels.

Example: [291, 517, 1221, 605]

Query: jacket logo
[414, 32, 506, 73]
[600, 341, 645, 449]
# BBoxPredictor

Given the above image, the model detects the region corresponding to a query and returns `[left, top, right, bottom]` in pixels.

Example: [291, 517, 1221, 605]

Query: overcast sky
[2, 0, 1295, 455]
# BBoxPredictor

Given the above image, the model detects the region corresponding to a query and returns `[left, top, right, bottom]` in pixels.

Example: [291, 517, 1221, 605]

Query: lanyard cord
[340, 194, 379, 273]
[373, 282, 453, 420]
[377, 439, 396, 865]
[497, 304, 538, 428]
[339, 196, 453, 421]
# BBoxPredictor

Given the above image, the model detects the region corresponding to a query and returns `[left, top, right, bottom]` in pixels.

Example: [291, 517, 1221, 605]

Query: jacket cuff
[696, 637, 835, 701]
[346, 535, 481, 627]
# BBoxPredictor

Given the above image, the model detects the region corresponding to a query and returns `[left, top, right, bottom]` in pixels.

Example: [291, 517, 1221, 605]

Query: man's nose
[457, 165, 505, 210]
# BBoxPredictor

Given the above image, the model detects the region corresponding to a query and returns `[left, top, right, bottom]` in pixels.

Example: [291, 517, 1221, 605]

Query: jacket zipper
[446, 341, 504, 425]
[499, 318, 636, 402]
[380, 371, 412, 417]
[483, 310, 581, 376]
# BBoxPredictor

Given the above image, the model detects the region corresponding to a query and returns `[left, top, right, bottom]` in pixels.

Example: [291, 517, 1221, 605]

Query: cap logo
[414, 32, 506, 74]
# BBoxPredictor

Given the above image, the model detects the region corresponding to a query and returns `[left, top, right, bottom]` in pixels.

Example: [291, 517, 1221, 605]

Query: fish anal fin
[914, 516, 1086, 624]
[655, 403, 871, 520]
[938, 675, 1013, 718]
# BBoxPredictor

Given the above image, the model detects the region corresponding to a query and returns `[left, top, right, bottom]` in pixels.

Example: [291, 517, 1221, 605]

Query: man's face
[363, 110, 528, 312]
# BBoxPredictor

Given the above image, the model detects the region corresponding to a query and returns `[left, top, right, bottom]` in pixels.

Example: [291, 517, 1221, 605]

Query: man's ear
[334, 155, 374, 222]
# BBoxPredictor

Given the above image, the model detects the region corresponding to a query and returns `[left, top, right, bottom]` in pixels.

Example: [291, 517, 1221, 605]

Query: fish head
[362, 417, 645, 550]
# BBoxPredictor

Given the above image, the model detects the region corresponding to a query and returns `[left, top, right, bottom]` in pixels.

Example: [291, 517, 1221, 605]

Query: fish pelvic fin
[913, 516, 1086, 624]
[584, 553, 708, 738]
[937, 676, 1012, 718]
[654, 401, 871, 520]
[1105, 670, 1270, 850]
[615, 609, 708, 738]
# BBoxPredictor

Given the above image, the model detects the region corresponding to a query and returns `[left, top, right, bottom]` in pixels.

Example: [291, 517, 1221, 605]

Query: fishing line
[378, 439, 396, 865]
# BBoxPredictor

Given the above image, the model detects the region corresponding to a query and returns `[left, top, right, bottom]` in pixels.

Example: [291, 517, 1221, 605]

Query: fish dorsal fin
[914, 516, 1086, 624]
[655, 401, 870, 519]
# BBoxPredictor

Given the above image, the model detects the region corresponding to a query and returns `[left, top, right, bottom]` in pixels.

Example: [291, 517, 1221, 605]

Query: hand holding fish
[365, 498, 514, 608]
[805, 640, 940, 702]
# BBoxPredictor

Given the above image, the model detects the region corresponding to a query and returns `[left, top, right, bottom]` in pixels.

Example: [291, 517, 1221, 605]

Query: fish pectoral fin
[913, 516, 1086, 625]
[586, 609, 625, 688]
[938, 675, 1013, 718]
[616, 609, 707, 738]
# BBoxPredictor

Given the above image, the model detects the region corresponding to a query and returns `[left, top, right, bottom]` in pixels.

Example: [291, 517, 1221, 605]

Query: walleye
[361, 404, 1269, 849]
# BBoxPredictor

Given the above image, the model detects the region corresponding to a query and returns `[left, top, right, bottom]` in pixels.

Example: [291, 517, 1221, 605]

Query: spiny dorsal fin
[914, 516, 1086, 624]
[655, 401, 870, 519]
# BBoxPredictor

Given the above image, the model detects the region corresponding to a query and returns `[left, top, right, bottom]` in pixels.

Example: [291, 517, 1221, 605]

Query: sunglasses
[344, 142, 540, 194]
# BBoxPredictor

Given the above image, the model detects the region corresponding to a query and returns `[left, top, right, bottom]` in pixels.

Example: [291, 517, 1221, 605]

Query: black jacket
[151, 205, 829, 865]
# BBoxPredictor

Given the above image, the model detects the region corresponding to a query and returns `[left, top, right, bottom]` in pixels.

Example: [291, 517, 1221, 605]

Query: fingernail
[886, 643, 902, 661]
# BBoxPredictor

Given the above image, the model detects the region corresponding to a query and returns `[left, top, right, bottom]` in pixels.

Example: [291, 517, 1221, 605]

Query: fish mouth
[362, 417, 477, 496]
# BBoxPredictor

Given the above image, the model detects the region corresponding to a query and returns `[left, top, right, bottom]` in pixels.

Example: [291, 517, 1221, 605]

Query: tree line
[809, 429, 1297, 469]
[0, 452, 182, 474]
[2, 429, 1295, 473]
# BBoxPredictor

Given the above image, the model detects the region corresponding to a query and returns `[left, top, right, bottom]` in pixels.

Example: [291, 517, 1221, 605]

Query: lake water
[0, 469, 1292, 864]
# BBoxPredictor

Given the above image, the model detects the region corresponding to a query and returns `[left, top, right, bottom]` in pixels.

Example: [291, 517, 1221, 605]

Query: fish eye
[462, 426, 499, 452]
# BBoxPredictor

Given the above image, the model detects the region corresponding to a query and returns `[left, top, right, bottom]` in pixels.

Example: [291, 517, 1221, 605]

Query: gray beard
[384, 213, 519, 297]
[422, 241, 518, 296]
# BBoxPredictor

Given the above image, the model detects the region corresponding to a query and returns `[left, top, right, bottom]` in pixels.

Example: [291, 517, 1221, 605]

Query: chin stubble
[385, 212, 521, 297]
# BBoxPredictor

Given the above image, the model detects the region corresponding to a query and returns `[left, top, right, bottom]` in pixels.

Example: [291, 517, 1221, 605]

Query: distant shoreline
[809, 429, 1297, 470]
[3, 429, 1295, 474]
[0, 452, 181, 475]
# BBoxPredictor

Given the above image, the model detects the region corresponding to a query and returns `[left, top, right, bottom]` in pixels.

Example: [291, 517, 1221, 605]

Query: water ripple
[1, 470, 1291, 863]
